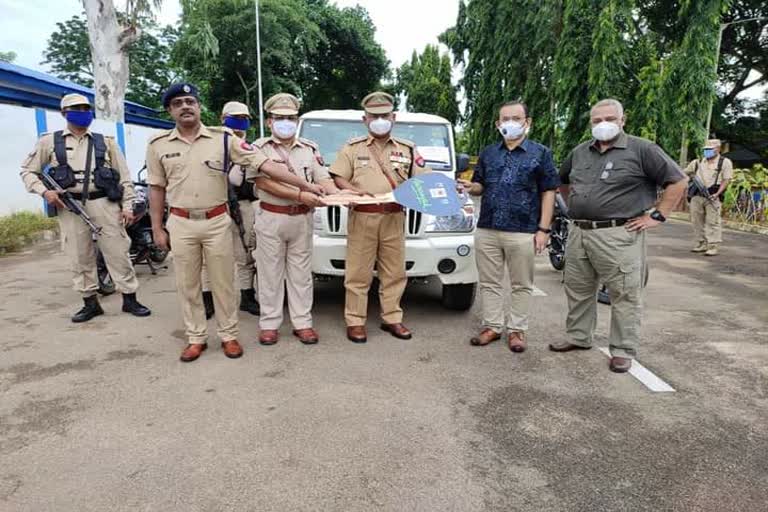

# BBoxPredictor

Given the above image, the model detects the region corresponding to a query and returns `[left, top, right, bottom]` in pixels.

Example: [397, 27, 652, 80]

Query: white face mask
[369, 118, 392, 136]
[272, 119, 297, 139]
[498, 120, 525, 140]
[592, 121, 621, 142]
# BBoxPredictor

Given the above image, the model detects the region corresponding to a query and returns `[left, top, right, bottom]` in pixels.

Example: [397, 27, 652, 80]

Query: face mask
[369, 118, 392, 136]
[272, 119, 298, 139]
[592, 121, 621, 142]
[498, 121, 525, 140]
[65, 110, 94, 128]
[224, 116, 250, 131]
[703, 148, 716, 159]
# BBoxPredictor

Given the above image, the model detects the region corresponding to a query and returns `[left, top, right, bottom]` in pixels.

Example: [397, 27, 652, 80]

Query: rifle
[40, 172, 102, 236]
[688, 174, 718, 207]
[223, 131, 249, 253]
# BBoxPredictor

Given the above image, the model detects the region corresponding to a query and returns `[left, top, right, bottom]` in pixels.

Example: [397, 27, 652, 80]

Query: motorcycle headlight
[425, 204, 475, 233]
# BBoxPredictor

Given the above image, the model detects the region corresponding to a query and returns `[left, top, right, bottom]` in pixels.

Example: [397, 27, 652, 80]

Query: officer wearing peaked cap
[20, 93, 151, 323]
[247, 93, 339, 345]
[329, 91, 431, 343]
[146, 83, 326, 362]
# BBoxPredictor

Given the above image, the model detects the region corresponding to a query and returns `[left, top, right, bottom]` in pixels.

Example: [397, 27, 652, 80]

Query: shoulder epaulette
[148, 130, 173, 144]
[393, 137, 415, 148]
[299, 137, 320, 150]
[347, 135, 368, 145]
[253, 137, 271, 148]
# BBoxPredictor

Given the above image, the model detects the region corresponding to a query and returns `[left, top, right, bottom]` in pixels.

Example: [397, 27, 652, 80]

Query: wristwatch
[649, 209, 666, 223]
[537, 227, 552, 234]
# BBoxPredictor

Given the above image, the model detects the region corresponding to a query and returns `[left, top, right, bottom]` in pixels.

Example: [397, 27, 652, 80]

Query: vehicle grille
[407, 209, 422, 235]
[326, 206, 421, 235]
[327, 205, 342, 233]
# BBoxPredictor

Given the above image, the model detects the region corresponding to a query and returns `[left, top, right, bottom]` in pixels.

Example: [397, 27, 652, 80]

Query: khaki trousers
[166, 212, 238, 345]
[564, 225, 645, 359]
[475, 228, 535, 332]
[202, 200, 257, 292]
[254, 207, 314, 330]
[690, 196, 722, 245]
[344, 210, 406, 326]
[58, 197, 138, 298]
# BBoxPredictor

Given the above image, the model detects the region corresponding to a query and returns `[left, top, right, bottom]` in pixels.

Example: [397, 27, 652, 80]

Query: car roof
[301, 109, 451, 125]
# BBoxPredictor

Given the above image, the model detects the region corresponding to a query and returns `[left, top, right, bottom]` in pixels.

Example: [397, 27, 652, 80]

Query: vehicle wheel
[549, 250, 566, 271]
[98, 267, 116, 296]
[441, 283, 476, 311]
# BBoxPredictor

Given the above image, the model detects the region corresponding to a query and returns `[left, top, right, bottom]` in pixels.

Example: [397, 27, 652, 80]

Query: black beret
[162, 83, 199, 108]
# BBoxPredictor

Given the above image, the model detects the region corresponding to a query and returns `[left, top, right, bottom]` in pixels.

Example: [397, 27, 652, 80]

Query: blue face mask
[65, 110, 94, 128]
[703, 148, 716, 159]
[224, 116, 250, 131]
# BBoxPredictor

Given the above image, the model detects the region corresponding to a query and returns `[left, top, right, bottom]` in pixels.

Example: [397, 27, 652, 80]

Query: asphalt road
[1, 220, 766, 512]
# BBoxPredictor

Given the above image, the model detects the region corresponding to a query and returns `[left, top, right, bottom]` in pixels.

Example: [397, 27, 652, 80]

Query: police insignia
[241, 141, 253, 151]
[182, 84, 191, 93]
[415, 155, 426, 168]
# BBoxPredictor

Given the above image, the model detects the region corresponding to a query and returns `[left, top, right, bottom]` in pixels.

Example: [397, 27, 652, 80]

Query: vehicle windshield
[299, 119, 453, 172]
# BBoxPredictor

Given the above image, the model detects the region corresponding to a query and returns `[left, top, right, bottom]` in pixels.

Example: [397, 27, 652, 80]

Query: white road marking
[598, 347, 676, 393]
[532, 286, 547, 297]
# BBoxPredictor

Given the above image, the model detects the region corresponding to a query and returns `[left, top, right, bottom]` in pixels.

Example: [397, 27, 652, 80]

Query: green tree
[173, 0, 388, 124]
[0, 51, 17, 63]
[395, 45, 459, 124]
[42, 14, 179, 109]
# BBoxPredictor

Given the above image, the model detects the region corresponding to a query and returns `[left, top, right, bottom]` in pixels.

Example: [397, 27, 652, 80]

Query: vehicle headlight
[313, 208, 324, 232]
[425, 204, 475, 233]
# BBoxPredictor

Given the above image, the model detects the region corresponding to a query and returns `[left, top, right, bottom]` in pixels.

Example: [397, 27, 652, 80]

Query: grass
[0, 211, 58, 254]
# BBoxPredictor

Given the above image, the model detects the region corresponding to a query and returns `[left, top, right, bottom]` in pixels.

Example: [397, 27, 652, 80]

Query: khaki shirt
[249, 136, 331, 206]
[560, 133, 685, 220]
[684, 156, 733, 188]
[146, 124, 268, 209]
[329, 135, 430, 194]
[20, 128, 136, 208]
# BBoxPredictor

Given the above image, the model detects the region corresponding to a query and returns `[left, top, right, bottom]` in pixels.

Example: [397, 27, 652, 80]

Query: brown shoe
[609, 356, 632, 373]
[259, 329, 279, 345]
[548, 341, 592, 352]
[293, 328, 319, 345]
[180, 343, 207, 362]
[470, 328, 500, 346]
[347, 326, 367, 343]
[221, 340, 243, 359]
[380, 323, 412, 340]
[508, 332, 527, 353]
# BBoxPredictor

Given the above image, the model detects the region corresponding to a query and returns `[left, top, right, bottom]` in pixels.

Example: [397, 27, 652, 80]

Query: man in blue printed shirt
[459, 101, 560, 352]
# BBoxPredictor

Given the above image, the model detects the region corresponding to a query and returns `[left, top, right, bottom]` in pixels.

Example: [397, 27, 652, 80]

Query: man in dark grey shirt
[551, 98, 688, 373]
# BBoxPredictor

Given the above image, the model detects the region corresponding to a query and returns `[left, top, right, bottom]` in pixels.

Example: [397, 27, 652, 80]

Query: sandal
[470, 328, 501, 346]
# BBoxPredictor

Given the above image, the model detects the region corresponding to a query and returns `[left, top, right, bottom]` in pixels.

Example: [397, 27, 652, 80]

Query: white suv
[299, 110, 478, 310]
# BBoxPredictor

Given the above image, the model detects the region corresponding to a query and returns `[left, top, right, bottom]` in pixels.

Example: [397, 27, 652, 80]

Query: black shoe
[203, 291, 215, 319]
[121, 293, 151, 317]
[71, 295, 104, 323]
[239, 288, 261, 316]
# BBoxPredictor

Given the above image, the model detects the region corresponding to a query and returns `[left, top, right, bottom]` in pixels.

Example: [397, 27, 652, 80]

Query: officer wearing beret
[329, 91, 430, 343]
[146, 83, 325, 362]
[247, 93, 339, 345]
[20, 93, 151, 323]
[201, 101, 261, 319]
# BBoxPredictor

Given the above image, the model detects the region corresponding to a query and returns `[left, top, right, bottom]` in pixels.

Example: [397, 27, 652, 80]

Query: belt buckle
[189, 209, 207, 220]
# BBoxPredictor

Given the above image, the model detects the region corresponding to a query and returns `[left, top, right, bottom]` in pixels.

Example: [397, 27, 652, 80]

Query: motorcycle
[548, 192, 570, 271]
[97, 167, 169, 295]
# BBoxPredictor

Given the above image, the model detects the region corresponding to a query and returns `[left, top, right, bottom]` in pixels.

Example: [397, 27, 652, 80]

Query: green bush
[0, 211, 58, 254]
[722, 164, 768, 225]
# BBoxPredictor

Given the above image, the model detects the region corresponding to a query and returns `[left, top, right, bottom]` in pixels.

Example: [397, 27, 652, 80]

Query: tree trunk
[82, 0, 139, 122]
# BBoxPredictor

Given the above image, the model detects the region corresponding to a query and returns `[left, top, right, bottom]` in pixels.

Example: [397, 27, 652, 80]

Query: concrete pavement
[1, 221, 766, 511]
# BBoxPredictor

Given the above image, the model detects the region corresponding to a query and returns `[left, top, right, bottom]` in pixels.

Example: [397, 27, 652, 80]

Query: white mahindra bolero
[298, 109, 478, 310]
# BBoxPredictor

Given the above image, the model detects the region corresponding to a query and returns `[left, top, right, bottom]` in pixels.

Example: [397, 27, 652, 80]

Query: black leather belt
[70, 191, 107, 200]
[573, 218, 629, 230]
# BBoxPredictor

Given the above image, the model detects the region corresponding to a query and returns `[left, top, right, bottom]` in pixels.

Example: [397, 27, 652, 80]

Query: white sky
[0, 0, 458, 74]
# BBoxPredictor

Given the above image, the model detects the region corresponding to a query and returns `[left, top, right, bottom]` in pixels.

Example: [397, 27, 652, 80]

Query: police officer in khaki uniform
[330, 91, 430, 343]
[684, 139, 733, 256]
[146, 83, 324, 362]
[20, 93, 151, 322]
[201, 101, 260, 319]
[247, 93, 339, 345]
[555, 99, 688, 373]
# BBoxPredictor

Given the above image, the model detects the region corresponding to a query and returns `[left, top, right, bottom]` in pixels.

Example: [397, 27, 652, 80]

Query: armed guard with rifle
[19, 93, 151, 322]
[201, 101, 261, 320]
[684, 139, 733, 256]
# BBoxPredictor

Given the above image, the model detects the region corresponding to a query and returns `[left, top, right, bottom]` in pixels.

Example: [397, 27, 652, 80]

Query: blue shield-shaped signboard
[393, 173, 463, 216]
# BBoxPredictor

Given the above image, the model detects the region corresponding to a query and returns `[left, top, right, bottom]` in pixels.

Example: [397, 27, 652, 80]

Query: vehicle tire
[549, 250, 566, 271]
[441, 283, 476, 311]
[97, 265, 116, 296]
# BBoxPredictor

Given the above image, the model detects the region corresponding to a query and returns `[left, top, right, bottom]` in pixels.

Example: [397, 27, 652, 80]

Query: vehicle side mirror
[456, 153, 470, 174]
